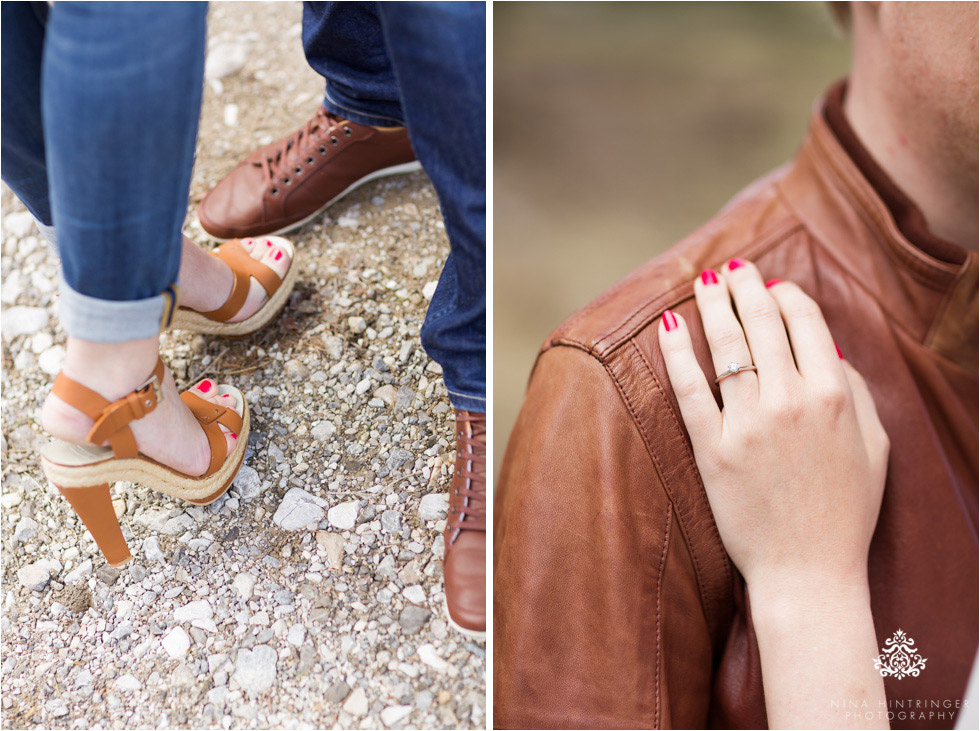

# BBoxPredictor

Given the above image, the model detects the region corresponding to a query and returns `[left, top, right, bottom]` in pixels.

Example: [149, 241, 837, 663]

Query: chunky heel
[56, 483, 132, 567]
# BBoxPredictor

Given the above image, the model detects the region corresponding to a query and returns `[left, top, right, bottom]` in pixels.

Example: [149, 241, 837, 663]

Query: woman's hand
[658, 259, 888, 594]
[659, 259, 890, 729]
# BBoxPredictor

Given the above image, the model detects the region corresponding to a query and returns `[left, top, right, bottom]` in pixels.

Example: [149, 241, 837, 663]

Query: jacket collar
[776, 81, 977, 371]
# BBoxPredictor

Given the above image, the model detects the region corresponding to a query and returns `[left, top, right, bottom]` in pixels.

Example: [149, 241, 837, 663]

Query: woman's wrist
[746, 567, 872, 622]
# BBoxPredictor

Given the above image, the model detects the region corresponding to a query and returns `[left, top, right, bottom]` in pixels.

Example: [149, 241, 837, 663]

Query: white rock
[63, 559, 93, 585]
[273, 487, 327, 531]
[206, 686, 228, 706]
[337, 215, 359, 229]
[1, 271, 23, 304]
[133, 508, 173, 533]
[16, 562, 50, 591]
[286, 624, 306, 647]
[316, 531, 345, 569]
[1, 306, 49, 341]
[174, 599, 213, 623]
[35, 557, 62, 575]
[311, 421, 336, 442]
[232, 644, 277, 696]
[232, 466, 262, 500]
[381, 705, 413, 728]
[192, 618, 218, 633]
[417, 644, 449, 673]
[355, 377, 372, 395]
[223, 103, 239, 127]
[205, 42, 248, 80]
[29, 332, 53, 353]
[342, 687, 368, 716]
[208, 653, 229, 673]
[12, 516, 38, 545]
[142, 536, 164, 562]
[46, 700, 69, 717]
[4, 211, 35, 238]
[115, 674, 141, 692]
[37, 346, 65, 376]
[422, 281, 438, 300]
[233, 573, 256, 601]
[163, 514, 194, 535]
[403, 585, 427, 604]
[13, 350, 34, 372]
[327, 501, 359, 531]
[348, 316, 367, 334]
[418, 493, 449, 521]
[161, 627, 190, 659]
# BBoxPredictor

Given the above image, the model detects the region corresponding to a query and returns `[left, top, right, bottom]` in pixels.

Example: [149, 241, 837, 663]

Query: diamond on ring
[715, 360, 758, 383]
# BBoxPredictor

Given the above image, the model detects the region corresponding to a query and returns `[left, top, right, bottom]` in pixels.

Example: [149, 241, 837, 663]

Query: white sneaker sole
[198, 160, 423, 242]
[443, 596, 486, 641]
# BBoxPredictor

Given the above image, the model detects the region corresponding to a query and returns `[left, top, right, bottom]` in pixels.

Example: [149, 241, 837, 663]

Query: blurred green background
[493, 1, 850, 475]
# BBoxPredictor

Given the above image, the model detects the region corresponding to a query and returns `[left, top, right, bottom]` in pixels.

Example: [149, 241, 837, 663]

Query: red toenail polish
[765, 279, 782, 288]
[265, 240, 272, 246]
[274, 251, 282, 261]
[835, 342, 843, 359]
[662, 310, 677, 331]
[230, 432, 238, 439]
[727, 258, 746, 271]
[700, 269, 718, 285]
[199, 380, 212, 392]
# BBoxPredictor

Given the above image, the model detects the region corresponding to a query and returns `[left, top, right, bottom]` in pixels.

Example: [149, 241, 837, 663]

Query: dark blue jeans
[303, 2, 486, 412]
[0, 1, 206, 341]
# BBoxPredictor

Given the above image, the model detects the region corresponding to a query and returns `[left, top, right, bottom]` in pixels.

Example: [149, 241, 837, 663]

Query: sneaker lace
[450, 412, 486, 534]
[254, 107, 348, 184]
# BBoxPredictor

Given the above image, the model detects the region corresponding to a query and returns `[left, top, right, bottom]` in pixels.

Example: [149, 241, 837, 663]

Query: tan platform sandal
[39, 359, 249, 566]
[171, 236, 298, 337]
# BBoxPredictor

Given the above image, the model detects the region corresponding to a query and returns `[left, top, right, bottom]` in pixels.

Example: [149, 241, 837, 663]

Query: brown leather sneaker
[443, 410, 486, 637]
[197, 106, 420, 239]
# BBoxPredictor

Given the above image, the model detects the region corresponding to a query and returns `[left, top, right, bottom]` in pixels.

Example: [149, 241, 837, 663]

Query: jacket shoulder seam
[596, 219, 804, 355]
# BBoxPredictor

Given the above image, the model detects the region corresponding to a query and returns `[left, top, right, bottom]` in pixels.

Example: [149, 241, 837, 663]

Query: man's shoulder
[542, 166, 804, 362]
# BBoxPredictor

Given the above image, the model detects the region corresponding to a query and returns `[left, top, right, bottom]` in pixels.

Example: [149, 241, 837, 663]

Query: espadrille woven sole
[40, 388, 249, 504]
[170, 238, 298, 336]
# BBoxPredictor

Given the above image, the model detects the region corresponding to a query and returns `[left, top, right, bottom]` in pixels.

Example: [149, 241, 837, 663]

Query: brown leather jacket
[493, 83, 978, 730]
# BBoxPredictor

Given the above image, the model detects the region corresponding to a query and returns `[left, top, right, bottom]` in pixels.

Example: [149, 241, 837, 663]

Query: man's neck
[845, 76, 978, 252]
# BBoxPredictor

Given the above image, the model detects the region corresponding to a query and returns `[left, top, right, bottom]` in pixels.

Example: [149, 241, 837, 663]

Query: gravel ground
[0, 3, 485, 729]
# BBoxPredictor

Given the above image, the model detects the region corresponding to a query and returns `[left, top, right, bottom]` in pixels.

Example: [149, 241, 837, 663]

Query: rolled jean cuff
[446, 388, 486, 414]
[57, 273, 177, 342]
[322, 86, 406, 128]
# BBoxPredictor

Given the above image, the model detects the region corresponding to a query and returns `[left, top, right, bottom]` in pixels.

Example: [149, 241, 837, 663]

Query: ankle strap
[51, 358, 165, 459]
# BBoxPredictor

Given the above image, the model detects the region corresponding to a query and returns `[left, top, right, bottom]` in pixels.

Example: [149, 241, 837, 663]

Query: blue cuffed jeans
[303, 1, 487, 413]
[0, 1, 207, 342]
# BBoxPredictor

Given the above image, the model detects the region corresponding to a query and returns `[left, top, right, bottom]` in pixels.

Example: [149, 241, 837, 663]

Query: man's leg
[196, 1, 420, 240]
[376, 1, 487, 636]
[0, 2, 55, 244]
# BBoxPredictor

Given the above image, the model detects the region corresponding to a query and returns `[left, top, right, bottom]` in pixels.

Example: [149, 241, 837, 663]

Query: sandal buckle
[135, 373, 163, 409]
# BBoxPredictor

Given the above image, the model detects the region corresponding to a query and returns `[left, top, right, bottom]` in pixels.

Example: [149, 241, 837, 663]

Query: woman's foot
[39, 338, 237, 477]
[178, 236, 291, 322]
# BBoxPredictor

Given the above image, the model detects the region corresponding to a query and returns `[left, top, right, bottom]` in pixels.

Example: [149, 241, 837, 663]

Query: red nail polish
[835, 342, 843, 359]
[662, 310, 677, 331]
[700, 269, 718, 285]
[230, 432, 238, 439]
[265, 240, 272, 246]
[274, 250, 283, 261]
[727, 258, 746, 271]
[765, 279, 782, 288]
[199, 380, 211, 393]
